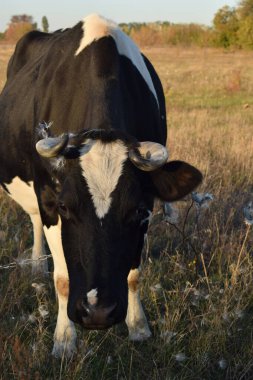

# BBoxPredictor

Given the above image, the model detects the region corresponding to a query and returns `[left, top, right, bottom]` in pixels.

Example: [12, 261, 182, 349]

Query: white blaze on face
[87, 288, 98, 306]
[75, 13, 158, 105]
[80, 140, 127, 219]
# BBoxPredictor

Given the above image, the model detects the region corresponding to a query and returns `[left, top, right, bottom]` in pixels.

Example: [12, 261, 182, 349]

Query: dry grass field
[1, 44, 253, 379]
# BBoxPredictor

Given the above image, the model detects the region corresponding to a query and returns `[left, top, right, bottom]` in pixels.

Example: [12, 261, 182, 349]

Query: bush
[4, 22, 34, 42]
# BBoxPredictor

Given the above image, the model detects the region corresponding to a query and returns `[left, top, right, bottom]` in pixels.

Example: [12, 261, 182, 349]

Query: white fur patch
[4, 177, 39, 215]
[75, 14, 158, 104]
[80, 140, 127, 218]
[43, 218, 68, 274]
[87, 288, 98, 306]
[52, 294, 77, 358]
[43, 218, 77, 357]
[75, 14, 112, 55]
[126, 268, 152, 340]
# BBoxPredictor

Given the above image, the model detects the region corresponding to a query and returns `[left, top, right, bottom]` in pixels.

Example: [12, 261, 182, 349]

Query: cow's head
[36, 129, 202, 329]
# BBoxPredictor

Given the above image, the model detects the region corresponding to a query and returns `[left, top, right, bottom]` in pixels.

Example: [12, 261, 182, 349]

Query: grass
[1, 45, 253, 379]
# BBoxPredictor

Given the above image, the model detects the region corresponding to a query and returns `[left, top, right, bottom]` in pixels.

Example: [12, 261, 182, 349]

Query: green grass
[1, 45, 253, 379]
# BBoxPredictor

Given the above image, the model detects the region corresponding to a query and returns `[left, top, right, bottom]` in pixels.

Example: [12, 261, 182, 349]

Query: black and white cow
[0, 14, 202, 357]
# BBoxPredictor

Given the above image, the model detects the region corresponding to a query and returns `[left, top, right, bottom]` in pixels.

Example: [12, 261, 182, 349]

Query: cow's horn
[36, 134, 69, 158]
[129, 141, 168, 171]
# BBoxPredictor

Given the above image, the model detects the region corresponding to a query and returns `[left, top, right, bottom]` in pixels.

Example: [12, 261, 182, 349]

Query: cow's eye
[58, 201, 69, 218]
[136, 207, 147, 218]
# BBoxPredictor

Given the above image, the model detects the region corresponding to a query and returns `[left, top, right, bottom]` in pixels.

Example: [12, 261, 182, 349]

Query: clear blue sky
[0, 0, 239, 32]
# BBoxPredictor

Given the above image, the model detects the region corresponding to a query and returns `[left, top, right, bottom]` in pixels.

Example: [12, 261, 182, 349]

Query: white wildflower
[28, 314, 37, 323]
[218, 358, 227, 370]
[222, 312, 230, 322]
[16, 258, 27, 268]
[191, 299, 199, 307]
[32, 282, 46, 295]
[235, 309, 245, 319]
[32, 343, 38, 353]
[20, 314, 26, 322]
[107, 355, 113, 364]
[243, 202, 253, 226]
[163, 202, 179, 224]
[192, 192, 214, 209]
[160, 330, 177, 343]
[193, 289, 201, 297]
[150, 283, 162, 292]
[174, 352, 187, 362]
[38, 305, 49, 319]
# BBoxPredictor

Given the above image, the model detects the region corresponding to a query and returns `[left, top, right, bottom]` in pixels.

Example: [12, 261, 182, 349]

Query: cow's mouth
[81, 321, 115, 330]
[73, 301, 125, 329]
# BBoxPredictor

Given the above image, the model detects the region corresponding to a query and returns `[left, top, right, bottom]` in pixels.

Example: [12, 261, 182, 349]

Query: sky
[0, 0, 239, 32]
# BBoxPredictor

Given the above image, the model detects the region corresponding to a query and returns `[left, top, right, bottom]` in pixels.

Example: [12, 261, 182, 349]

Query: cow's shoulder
[7, 30, 56, 79]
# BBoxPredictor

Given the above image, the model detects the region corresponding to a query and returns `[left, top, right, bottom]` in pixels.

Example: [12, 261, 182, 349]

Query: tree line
[0, 15, 49, 42]
[122, 0, 253, 49]
[1, 1, 253, 49]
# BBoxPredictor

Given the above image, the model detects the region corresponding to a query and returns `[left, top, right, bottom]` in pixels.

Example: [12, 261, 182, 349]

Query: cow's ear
[150, 161, 202, 202]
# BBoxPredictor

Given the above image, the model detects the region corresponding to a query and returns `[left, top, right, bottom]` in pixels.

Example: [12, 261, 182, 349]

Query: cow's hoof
[128, 323, 152, 341]
[52, 338, 76, 359]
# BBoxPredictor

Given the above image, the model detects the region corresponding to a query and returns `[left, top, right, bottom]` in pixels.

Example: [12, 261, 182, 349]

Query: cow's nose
[80, 302, 117, 329]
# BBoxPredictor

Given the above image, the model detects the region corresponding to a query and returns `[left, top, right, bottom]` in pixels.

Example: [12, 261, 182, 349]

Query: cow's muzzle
[77, 301, 117, 329]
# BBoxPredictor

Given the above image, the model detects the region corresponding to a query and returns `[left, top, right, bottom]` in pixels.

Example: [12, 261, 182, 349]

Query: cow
[0, 14, 202, 357]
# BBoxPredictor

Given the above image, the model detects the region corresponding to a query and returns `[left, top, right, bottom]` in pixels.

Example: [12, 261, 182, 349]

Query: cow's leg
[4, 177, 48, 274]
[43, 220, 77, 358]
[29, 213, 48, 274]
[126, 268, 152, 341]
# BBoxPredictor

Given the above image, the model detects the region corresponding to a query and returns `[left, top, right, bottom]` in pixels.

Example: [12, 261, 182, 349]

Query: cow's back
[0, 16, 167, 184]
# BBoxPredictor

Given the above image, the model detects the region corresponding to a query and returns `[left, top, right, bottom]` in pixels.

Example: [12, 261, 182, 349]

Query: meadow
[1, 44, 253, 379]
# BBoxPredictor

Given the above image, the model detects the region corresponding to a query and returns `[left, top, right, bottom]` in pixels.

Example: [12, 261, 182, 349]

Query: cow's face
[36, 130, 202, 329]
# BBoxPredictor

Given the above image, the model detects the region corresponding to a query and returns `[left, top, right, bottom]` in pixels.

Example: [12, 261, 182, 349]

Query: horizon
[0, 0, 239, 33]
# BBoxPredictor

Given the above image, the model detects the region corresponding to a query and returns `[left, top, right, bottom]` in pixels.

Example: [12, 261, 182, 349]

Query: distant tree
[236, 0, 253, 48]
[11, 14, 34, 24]
[237, 14, 253, 48]
[42, 16, 49, 33]
[213, 6, 239, 47]
[238, 0, 253, 18]
[131, 24, 160, 46]
[4, 14, 36, 42]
